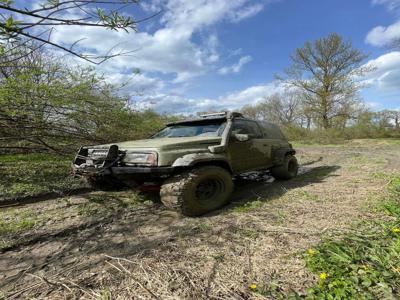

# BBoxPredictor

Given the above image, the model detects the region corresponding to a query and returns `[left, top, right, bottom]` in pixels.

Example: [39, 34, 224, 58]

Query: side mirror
[233, 133, 250, 142]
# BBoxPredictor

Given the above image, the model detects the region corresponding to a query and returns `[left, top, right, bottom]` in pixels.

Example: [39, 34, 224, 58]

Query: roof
[166, 111, 244, 126]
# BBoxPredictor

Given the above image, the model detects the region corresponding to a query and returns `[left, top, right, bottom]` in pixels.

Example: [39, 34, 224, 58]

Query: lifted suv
[72, 112, 298, 216]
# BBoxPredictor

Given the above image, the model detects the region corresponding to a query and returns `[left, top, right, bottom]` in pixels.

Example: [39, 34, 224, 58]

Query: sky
[17, 0, 400, 114]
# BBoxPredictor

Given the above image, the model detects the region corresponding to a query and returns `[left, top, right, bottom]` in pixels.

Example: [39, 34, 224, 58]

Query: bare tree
[258, 92, 301, 125]
[278, 33, 372, 129]
[240, 92, 303, 126]
[385, 109, 400, 130]
[0, 0, 158, 64]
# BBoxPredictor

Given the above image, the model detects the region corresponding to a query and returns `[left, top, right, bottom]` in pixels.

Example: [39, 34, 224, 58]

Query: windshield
[152, 122, 226, 138]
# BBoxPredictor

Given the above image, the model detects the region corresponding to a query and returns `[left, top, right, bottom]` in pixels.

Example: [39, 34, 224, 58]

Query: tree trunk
[322, 114, 329, 129]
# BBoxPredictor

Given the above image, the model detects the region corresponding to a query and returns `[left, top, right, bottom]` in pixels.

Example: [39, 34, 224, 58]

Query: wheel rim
[195, 178, 225, 201]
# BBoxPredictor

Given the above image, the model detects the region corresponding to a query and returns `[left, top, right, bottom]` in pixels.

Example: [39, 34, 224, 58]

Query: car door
[227, 119, 270, 173]
[259, 122, 289, 165]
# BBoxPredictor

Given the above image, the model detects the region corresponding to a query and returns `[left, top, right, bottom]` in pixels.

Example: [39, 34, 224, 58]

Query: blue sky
[19, 0, 400, 113]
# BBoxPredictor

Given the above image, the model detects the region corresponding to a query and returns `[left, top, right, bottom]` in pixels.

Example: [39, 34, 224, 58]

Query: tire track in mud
[0, 187, 93, 208]
[1, 164, 320, 254]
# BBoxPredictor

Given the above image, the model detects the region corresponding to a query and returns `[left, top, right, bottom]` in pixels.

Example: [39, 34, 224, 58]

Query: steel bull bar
[72, 145, 123, 175]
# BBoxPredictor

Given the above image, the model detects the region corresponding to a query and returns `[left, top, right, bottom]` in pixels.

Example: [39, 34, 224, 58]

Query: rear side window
[232, 120, 263, 138]
[259, 122, 286, 140]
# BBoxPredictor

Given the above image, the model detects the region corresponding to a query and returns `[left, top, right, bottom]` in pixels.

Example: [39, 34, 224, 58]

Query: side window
[259, 122, 285, 139]
[232, 120, 262, 138]
[259, 122, 271, 138]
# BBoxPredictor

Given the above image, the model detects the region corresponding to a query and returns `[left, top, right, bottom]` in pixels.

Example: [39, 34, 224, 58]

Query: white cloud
[366, 20, 400, 46]
[139, 82, 284, 114]
[45, 0, 268, 85]
[107, 72, 165, 94]
[218, 55, 253, 75]
[362, 51, 400, 90]
[230, 3, 265, 23]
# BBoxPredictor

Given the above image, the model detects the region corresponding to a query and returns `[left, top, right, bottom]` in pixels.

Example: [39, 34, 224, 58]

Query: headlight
[123, 152, 158, 166]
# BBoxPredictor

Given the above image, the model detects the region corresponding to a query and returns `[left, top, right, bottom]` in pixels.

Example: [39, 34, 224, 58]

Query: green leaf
[5, 16, 14, 28]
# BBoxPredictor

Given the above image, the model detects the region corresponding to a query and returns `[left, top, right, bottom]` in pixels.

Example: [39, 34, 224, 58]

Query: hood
[93, 136, 222, 150]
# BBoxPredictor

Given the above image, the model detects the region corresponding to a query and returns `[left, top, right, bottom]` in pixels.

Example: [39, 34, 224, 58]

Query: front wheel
[160, 166, 233, 216]
[270, 155, 299, 180]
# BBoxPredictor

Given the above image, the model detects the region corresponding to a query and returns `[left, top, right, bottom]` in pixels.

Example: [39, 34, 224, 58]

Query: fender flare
[272, 147, 296, 165]
[172, 153, 232, 172]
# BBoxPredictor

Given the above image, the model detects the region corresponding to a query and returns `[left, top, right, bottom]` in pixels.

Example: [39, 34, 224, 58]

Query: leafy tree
[278, 33, 372, 129]
[0, 0, 157, 64]
[0, 45, 168, 154]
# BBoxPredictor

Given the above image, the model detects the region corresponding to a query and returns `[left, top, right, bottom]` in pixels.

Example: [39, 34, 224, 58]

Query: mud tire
[270, 155, 299, 180]
[160, 166, 233, 216]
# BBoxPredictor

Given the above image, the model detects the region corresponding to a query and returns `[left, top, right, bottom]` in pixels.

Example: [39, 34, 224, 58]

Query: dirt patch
[1, 141, 399, 299]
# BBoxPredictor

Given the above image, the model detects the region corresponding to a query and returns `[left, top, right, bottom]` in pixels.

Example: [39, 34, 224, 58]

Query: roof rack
[199, 111, 244, 119]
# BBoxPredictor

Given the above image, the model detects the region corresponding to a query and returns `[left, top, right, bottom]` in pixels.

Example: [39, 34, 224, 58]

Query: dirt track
[1, 140, 399, 299]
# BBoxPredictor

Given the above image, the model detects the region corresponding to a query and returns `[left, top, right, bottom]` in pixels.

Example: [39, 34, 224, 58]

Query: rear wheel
[160, 166, 233, 216]
[270, 155, 298, 180]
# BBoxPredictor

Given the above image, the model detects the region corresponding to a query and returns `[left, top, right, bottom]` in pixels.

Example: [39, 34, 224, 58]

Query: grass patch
[0, 212, 39, 234]
[236, 228, 259, 239]
[293, 139, 400, 148]
[0, 209, 48, 249]
[195, 222, 211, 232]
[231, 199, 264, 213]
[293, 190, 321, 202]
[77, 191, 145, 216]
[287, 174, 400, 299]
[0, 153, 86, 199]
[347, 154, 387, 167]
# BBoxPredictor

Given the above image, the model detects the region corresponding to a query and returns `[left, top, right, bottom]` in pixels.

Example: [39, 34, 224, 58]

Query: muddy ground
[1, 140, 399, 299]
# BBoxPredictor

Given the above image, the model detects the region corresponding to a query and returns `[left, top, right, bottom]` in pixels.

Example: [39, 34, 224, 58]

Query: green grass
[0, 211, 39, 234]
[231, 199, 264, 213]
[292, 190, 321, 202]
[292, 138, 400, 148]
[287, 174, 400, 300]
[77, 191, 145, 216]
[236, 227, 259, 239]
[0, 209, 48, 249]
[0, 153, 86, 199]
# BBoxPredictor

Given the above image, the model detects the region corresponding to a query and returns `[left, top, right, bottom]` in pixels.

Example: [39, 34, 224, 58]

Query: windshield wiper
[168, 135, 189, 138]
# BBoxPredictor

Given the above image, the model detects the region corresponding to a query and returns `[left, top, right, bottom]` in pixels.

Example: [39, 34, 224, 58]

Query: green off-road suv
[72, 112, 298, 216]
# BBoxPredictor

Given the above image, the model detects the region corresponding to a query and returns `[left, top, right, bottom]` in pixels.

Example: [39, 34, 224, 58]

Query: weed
[236, 228, 259, 239]
[195, 222, 211, 232]
[294, 189, 320, 202]
[276, 210, 288, 223]
[290, 175, 400, 299]
[88, 194, 107, 204]
[99, 286, 111, 300]
[0, 211, 40, 234]
[232, 200, 264, 213]
[77, 202, 100, 216]
[77, 191, 143, 216]
[0, 239, 12, 250]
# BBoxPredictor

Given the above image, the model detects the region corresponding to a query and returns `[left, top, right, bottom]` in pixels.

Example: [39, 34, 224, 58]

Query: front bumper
[72, 145, 174, 177]
[72, 165, 175, 176]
